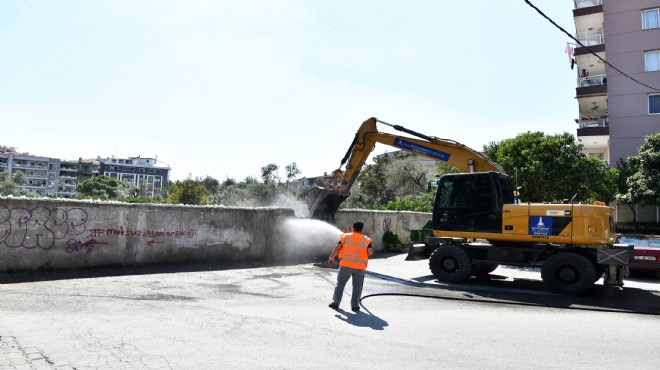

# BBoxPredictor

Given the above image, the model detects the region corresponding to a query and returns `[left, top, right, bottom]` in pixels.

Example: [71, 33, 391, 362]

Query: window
[645, 50, 660, 72]
[650, 94, 660, 114]
[643, 8, 660, 29]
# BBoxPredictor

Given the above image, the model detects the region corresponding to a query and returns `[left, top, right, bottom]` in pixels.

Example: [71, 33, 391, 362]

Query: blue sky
[1, 0, 578, 181]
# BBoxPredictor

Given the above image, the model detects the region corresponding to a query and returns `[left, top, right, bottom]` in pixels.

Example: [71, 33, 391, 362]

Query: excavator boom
[308, 117, 502, 220]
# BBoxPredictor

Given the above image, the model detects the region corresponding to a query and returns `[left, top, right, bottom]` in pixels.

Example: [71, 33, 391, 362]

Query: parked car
[617, 234, 660, 274]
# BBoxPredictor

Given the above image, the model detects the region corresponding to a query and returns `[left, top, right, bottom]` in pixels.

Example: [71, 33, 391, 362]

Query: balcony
[576, 116, 609, 137]
[576, 74, 607, 96]
[577, 117, 607, 128]
[574, 0, 602, 17]
[576, 31, 604, 47]
[12, 163, 48, 170]
[574, 0, 602, 8]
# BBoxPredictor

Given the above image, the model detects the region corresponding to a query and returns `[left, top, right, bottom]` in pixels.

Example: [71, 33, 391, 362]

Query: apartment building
[98, 156, 170, 197]
[0, 150, 51, 195]
[0, 147, 101, 197]
[1, 146, 173, 198]
[573, 0, 660, 164]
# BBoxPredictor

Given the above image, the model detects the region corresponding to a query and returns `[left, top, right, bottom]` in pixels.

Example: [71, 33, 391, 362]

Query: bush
[382, 230, 405, 252]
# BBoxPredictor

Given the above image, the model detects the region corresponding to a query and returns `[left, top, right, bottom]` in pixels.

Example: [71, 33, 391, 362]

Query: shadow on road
[0, 261, 274, 285]
[333, 308, 389, 330]
[364, 270, 660, 316]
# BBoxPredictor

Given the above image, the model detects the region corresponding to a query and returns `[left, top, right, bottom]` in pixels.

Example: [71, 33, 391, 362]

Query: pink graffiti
[0, 205, 88, 250]
[65, 238, 108, 254]
[88, 227, 196, 239]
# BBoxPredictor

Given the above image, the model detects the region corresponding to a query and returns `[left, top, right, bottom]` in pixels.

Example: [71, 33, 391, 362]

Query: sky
[0, 0, 579, 182]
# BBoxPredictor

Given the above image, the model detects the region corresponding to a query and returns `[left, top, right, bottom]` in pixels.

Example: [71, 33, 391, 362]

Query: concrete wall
[0, 197, 294, 272]
[615, 202, 660, 224]
[0, 198, 432, 272]
[334, 209, 432, 250]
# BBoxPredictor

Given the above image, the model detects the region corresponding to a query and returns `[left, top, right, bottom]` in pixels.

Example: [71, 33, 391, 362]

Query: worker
[328, 221, 373, 312]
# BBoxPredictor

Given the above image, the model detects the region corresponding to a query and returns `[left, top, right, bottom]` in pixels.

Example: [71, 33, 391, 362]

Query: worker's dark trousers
[331, 266, 365, 309]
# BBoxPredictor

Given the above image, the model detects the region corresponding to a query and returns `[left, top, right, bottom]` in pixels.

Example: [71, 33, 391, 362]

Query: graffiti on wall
[0, 205, 196, 253]
[0, 205, 88, 250]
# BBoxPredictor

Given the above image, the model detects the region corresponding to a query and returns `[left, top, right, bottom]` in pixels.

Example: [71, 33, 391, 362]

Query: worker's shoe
[328, 303, 339, 310]
[351, 307, 360, 312]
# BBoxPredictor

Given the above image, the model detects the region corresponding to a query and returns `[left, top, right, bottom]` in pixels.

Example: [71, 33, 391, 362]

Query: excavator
[308, 117, 631, 295]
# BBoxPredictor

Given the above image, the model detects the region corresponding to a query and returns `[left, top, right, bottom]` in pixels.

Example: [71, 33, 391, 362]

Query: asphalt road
[0, 253, 659, 369]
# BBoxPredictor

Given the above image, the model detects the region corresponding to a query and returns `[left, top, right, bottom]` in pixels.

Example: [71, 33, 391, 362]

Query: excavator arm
[307, 117, 503, 220]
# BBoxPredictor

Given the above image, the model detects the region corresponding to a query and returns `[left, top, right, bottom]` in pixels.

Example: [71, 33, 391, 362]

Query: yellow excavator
[308, 117, 631, 295]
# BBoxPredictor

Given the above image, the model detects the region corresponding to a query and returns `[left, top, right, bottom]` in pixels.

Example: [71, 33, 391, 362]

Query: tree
[12, 170, 27, 186]
[261, 163, 280, 185]
[76, 175, 125, 199]
[168, 179, 209, 205]
[483, 132, 617, 203]
[0, 171, 16, 195]
[356, 154, 395, 206]
[617, 133, 660, 214]
[285, 162, 301, 189]
[199, 175, 220, 194]
[383, 155, 435, 198]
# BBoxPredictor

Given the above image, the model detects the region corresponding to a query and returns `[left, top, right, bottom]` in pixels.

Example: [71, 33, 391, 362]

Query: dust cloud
[269, 194, 310, 218]
[275, 218, 342, 261]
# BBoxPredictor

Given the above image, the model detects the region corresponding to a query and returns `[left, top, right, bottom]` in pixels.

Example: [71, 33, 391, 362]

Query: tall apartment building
[573, 0, 660, 164]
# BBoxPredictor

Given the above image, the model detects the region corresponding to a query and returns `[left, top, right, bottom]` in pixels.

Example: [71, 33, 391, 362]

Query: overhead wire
[523, 0, 660, 93]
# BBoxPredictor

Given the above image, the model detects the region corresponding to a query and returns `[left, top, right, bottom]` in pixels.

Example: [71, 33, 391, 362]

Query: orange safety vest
[338, 232, 372, 270]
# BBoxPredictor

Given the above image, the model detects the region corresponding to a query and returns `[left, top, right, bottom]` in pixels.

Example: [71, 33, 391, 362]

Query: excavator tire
[471, 263, 499, 276]
[541, 252, 597, 296]
[429, 245, 472, 283]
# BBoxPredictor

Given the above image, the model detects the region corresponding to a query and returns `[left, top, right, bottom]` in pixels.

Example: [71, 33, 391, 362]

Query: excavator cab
[433, 172, 515, 233]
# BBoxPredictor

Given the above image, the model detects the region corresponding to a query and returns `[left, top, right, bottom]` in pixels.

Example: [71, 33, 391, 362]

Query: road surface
[1, 253, 658, 369]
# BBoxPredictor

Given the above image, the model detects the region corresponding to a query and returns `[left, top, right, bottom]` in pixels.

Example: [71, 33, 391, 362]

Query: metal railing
[576, 31, 604, 46]
[574, 0, 602, 9]
[578, 74, 607, 87]
[12, 163, 48, 169]
[577, 118, 608, 128]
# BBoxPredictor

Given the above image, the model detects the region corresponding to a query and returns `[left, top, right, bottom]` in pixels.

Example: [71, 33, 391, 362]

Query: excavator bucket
[307, 186, 349, 222]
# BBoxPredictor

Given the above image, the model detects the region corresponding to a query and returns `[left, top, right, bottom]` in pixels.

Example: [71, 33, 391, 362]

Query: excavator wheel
[541, 252, 596, 296]
[429, 245, 472, 283]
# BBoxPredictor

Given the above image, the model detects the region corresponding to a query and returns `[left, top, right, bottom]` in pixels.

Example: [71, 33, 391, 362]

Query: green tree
[0, 171, 16, 195]
[261, 163, 280, 185]
[12, 170, 27, 186]
[285, 162, 301, 190]
[199, 175, 220, 194]
[383, 155, 436, 199]
[617, 133, 660, 217]
[483, 132, 617, 203]
[356, 154, 395, 206]
[76, 175, 125, 199]
[168, 179, 209, 205]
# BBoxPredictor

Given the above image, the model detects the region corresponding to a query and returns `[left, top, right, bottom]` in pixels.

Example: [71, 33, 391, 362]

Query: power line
[523, 0, 660, 92]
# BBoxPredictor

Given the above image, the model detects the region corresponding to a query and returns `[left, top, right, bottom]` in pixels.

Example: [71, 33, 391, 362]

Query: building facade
[1, 147, 169, 198]
[573, 0, 660, 164]
[98, 156, 170, 197]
